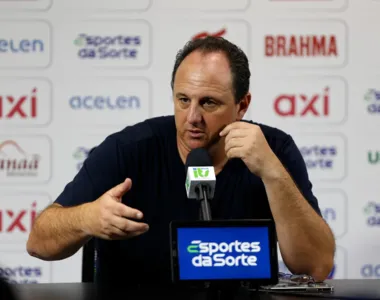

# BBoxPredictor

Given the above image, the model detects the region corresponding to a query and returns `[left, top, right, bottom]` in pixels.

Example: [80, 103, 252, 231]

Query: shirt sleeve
[276, 135, 322, 217]
[54, 135, 125, 207]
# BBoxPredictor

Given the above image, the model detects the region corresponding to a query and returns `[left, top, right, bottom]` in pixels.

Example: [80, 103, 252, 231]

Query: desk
[8, 280, 380, 300]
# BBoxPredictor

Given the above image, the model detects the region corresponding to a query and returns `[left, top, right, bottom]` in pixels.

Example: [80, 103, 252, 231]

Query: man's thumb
[109, 178, 132, 199]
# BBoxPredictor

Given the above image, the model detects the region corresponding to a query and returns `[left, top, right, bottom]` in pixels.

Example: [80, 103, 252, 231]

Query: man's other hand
[85, 178, 149, 240]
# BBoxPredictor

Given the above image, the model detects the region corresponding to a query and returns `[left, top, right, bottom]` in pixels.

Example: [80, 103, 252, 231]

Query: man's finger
[225, 137, 244, 154]
[108, 178, 132, 199]
[114, 202, 143, 220]
[112, 216, 149, 233]
[224, 128, 250, 144]
[219, 121, 245, 136]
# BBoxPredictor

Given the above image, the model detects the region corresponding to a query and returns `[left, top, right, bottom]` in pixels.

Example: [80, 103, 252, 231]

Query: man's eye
[179, 98, 189, 103]
[204, 100, 216, 106]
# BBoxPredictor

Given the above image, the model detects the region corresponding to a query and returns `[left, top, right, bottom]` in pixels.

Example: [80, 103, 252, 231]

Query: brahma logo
[0, 136, 51, 183]
[265, 34, 338, 58]
[187, 240, 261, 267]
[257, 20, 347, 67]
[192, 28, 226, 40]
[364, 89, 380, 114]
[363, 202, 380, 227]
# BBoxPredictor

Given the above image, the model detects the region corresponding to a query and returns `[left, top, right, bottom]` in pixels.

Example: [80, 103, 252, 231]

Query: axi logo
[274, 87, 330, 117]
[0, 140, 40, 177]
[74, 34, 141, 59]
[187, 240, 261, 267]
[364, 89, 380, 114]
[363, 202, 380, 226]
[193, 167, 210, 178]
[192, 28, 226, 40]
[0, 88, 37, 119]
[368, 151, 380, 165]
[0, 202, 36, 233]
[265, 35, 338, 58]
[299, 145, 337, 169]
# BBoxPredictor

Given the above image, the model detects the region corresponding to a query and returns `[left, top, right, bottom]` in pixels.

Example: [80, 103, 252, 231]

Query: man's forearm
[261, 160, 335, 281]
[27, 203, 92, 261]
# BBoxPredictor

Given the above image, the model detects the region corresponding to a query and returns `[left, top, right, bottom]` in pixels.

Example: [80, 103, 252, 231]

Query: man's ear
[237, 93, 251, 120]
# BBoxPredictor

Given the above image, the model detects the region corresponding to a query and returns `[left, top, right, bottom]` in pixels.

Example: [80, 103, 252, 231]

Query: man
[27, 37, 335, 285]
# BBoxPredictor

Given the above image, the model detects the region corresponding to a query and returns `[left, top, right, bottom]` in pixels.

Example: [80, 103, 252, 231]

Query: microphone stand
[196, 185, 212, 221]
[194, 186, 252, 300]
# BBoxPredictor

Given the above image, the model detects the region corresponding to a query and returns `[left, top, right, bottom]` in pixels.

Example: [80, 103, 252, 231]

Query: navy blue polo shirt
[55, 115, 321, 286]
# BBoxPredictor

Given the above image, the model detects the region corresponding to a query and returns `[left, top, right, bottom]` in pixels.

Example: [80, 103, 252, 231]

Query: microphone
[185, 148, 216, 221]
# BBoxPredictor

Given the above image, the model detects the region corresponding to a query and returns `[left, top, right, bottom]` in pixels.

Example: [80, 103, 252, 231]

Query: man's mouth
[188, 130, 205, 138]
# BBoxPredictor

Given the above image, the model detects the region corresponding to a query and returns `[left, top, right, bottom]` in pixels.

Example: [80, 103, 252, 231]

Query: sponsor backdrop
[0, 0, 379, 284]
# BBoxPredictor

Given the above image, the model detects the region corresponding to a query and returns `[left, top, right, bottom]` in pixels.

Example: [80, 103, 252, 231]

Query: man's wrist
[260, 156, 288, 183]
[78, 202, 94, 237]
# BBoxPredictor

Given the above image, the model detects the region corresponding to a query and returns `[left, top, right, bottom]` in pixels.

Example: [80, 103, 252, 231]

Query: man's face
[173, 50, 249, 152]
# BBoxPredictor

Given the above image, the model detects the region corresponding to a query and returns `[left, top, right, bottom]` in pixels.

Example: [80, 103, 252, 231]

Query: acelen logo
[69, 94, 140, 110]
[0, 21, 51, 68]
[269, 77, 347, 124]
[0, 194, 51, 243]
[192, 28, 226, 40]
[64, 78, 150, 126]
[0, 78, 52, 126]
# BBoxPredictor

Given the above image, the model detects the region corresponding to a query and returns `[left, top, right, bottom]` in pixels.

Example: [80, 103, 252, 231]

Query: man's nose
[187, 103, 202, 124]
